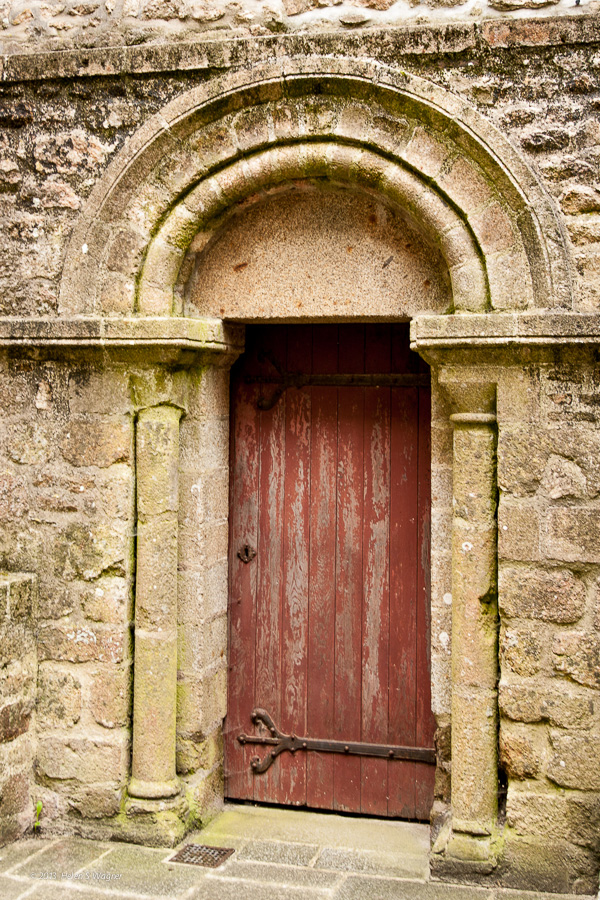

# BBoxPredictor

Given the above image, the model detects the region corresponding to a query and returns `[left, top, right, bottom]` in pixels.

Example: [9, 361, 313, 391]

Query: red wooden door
[225, 324, 436, 819]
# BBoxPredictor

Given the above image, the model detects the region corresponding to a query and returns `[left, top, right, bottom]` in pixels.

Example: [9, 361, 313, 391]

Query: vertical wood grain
[307, 326, 338, 809]
[225, 373, 260, 800]
[333, 325, 364, 812]
[280, 326, 311, 806]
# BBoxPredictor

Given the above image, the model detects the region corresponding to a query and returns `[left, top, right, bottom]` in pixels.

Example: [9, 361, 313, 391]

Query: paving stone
[0, 873, 34, 899]
[189, 879, 320, 899]
[315, 846, 428, 880]
[11, 837, 110, 879]
[333, 875, 490, 899]
[0, 838, 51, 873]
[498, 892, 582, 900]
[213, 859, 342, 889]
[236, 839, 319, 866]
[27, 885, 135, 900]
[83, 844, 206, 896]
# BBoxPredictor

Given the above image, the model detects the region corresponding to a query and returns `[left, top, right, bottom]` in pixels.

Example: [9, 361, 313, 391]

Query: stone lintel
[1, 15, 598, 83]
[411, 312, 600, 352]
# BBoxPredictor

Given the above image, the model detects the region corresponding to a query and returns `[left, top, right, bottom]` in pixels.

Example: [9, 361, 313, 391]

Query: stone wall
[497, 351, 600, 893]
[0, 573, 37, 846]
[0, 356, 134, 831]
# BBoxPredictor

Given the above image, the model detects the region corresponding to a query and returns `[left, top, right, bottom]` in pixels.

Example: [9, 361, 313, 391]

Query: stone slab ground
[0, 804, 585, 899]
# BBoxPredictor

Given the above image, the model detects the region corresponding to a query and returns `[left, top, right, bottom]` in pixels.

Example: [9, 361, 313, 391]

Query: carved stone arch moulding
[59, 57, 574, 318]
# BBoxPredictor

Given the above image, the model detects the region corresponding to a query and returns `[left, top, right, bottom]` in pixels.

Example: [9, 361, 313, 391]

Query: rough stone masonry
[0, 0, 599, 895]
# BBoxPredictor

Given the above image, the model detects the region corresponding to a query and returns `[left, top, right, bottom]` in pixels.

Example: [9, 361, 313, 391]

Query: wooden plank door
[225, 324, 436, 819]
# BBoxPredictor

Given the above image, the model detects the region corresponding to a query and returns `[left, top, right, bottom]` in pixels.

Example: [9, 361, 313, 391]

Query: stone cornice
[411, 312, 600, 350]
[1, 14, 599, 83]
[0, 316, 244, 364]
[2, 313, 600, 356]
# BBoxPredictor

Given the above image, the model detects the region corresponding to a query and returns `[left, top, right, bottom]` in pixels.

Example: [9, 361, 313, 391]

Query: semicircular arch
[58, 57, 573, 317]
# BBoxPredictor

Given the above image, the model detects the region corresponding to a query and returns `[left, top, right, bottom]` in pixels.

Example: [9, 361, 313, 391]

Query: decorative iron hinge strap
[238, 708, 436, 775]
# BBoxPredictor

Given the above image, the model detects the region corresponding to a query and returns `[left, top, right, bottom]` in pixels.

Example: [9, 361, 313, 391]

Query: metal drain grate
[169, 843, 235, 868]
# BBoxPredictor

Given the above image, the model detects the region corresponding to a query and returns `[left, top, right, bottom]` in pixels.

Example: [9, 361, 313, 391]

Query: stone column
[448, 406, 498, 845]
[129, 404, 183, 800]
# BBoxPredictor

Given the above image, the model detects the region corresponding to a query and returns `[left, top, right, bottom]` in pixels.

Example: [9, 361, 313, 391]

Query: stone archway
[56, 55, 574, 874]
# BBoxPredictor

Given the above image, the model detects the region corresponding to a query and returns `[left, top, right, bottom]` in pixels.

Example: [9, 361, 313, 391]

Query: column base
[129, 777, 181, 799]
[121, 792, 189, 847]
[430, 815, 498, 883]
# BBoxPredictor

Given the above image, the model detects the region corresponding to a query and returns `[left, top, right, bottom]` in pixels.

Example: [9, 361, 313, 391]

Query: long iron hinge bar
[238, 708, 436, 774]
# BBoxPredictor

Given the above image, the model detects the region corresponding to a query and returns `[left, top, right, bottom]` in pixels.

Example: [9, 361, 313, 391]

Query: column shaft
[450, 412, 498, 835]
[129, 405, 182, 800]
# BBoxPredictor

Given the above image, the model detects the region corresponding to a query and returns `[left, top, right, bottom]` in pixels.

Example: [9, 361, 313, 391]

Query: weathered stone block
[176, 664, 227, 737]
[553, 632, 600, 689]
[544, 508, 600, 562]
[68, 783, 124, 819]
[499, 566, 585, 623]
[36, 735, 128, 783]
[53, 521, 128, 581]
[38, 623, 126, 664]
[499, 682, 593, 729]
[177, 616, 226, 673]
[497, 429, 548, 495]
[498, 832, 598, 895]
[499, 726, 541, 779]
[497, 368, 541, 426]
[0, 698, 33, 742]
[0, 772, 30, 818]
[506, 787, 567, 840]
[470, 202, 516, 255]
[560, 185, 600, 215]
[96, 465, 134, 521]
[90, 665, 130, 728]
[81, 576, 130, 624]
[37, 667, 81, 728]
[0, 622, 35, 667]
[60, 420, 131, 468]
[5, 573, 35, 620]
[541, 455, 587, 500]
[5, 422, 52, 466]
[0, 648, 35, 704]
[547, 732, 600, 790]
[176, 729, 223, 777]
[68, 370, 131, 417]
[498, 502, 539, 562]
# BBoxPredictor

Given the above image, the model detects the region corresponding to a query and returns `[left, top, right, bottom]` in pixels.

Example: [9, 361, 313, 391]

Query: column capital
[131, 368, 189, 414]
[438, 371, 497, 420]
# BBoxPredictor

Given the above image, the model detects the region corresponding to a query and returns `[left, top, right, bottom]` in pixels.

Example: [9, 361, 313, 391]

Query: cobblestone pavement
[0, 804, 583, 900]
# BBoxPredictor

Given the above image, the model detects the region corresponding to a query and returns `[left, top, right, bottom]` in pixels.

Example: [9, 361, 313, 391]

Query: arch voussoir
[59, 58, 573, 318]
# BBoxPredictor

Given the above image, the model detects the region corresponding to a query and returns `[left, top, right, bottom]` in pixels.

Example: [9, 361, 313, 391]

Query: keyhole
[238, 544, 256, 564]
